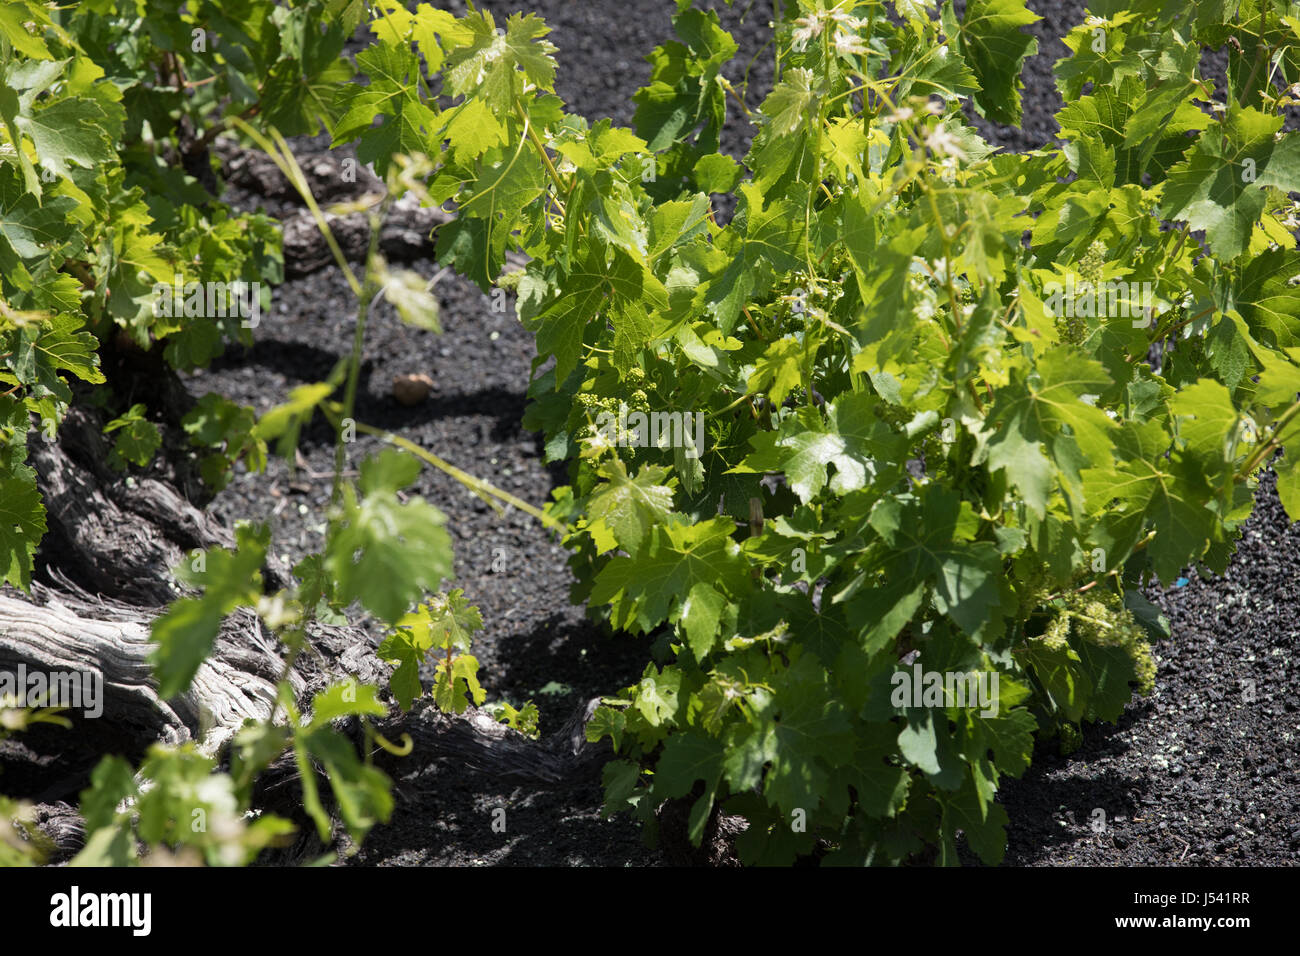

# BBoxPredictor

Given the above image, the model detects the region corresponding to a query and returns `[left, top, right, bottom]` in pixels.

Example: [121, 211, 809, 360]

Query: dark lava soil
[181, 0, 1298, 866]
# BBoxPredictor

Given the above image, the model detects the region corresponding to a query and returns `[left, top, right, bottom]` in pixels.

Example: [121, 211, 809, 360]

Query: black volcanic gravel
[180, 0, 1299, 866]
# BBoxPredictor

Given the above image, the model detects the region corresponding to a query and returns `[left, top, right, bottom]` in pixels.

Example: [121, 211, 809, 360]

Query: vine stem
[328, 411, 566, 534]
[1043, 538, 1154, 602]
[719, 76, 753, 120]
[208, 120, 395, 755]
[514, 97, 569, 200]
[231, 119, 364, 298]
[796, 21, 833, 406]
[234, 119, 391, 504]
[333, 215, 384, 505]
[1236, 396, 1300, 480]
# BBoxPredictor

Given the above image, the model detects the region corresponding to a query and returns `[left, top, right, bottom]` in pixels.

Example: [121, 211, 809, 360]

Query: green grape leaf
[631, 662, 682, 728]
[16, 97, 116, 181]
[1160, 108, 1300, 262]
[938, 776, 1010, 865]
[443, 11, 557, 113]
[104, 403, 162, 469]
[307, 681, 389, 728]
[651, 732, 725, 845]
[945, 0, 1040, 126]
[253, 381, 333, 461]
[828, 729, 911, 819]
[380, 587, 485, 707]
[761, 67, 821, 138]
[587, 459, 675, 555]
[746, 336, 807, 407]
[869, 487, 1002, 637]
[78, 756, 138, 833]
[982, 347, 1117, 516]
[586, 705, 628, 750]
[1083, 419, 1211, 582]
[590, 517, 748, 652]
[0, 2, 53, 60]
[1075, 640, 1141, 723]
[0, 468, 45, 591]
[432, 653, 486, 714]
[325, 450, 454, 625]
[897, 706, 965, 789]
[525, 246, 666, 381]
[1235, 248, 1300, 347]
[295, 722, 394, 844]
[693, 153, 742, 194]
[960, 705, 1036, 780]
[759, 656, 855, 815]
[736, 399, 906, 504]
[707, 184, 807, 334]
[438, 144, 546, 292]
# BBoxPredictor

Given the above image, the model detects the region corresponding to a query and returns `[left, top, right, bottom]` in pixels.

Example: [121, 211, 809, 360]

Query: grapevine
[2, 0, 1299, 868]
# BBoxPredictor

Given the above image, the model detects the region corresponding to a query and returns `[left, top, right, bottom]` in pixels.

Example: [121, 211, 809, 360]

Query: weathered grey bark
[219, 144, 385, 205]
[278, 194, 528, 277]
[216, 138, 528, 278]
[28, 404, 293, 603]
[0, 584, 288, 754]
[283, 193, 463, 275]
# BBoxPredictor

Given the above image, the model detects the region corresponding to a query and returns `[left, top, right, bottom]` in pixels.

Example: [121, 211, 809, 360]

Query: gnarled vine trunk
[0, 320, 599, 866]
